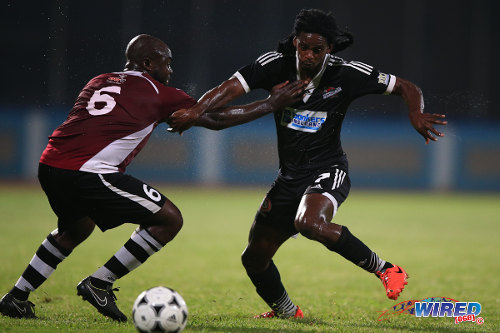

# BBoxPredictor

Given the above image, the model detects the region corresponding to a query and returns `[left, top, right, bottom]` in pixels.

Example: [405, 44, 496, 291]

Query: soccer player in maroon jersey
[169, 9, 447, 318]
[0, 34, 306, 321]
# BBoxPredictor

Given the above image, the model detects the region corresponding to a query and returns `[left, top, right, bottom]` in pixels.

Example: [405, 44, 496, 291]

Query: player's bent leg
[242, 217, 302, 319]
[241, 221, 287, 274]
[139, 198, 183, 245]
[295, 193, 408, 300]
[294, 193, 342, 248]
[52, 216, 96, 250]
[0, 220, 88, 319]
[79, 200, 182, 322]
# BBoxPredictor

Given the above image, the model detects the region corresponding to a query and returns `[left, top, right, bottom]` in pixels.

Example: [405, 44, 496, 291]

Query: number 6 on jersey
[87, 86, 121, 115]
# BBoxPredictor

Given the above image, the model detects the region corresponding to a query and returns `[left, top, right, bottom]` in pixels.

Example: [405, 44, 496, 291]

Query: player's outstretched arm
[191, 80, 307, 130]
[169, 77, 247, 133]
[392, 77, 447, 144]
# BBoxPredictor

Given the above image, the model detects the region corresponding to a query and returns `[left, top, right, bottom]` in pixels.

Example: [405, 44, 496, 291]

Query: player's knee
[145, 207, 183, 245]
[145, 203, 183, 241]
[241, 249, 265, 273]
[241, 249, 252, 269]
[160, 202, 183, 229]
[294, 215, 322, 240]
[164, 206, 183, 235]
[53, 217, 95, 250]
[294, 216, 328, 242]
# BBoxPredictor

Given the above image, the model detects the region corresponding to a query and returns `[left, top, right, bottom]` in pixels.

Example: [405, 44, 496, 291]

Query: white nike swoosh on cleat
[12, 302, 26, 315]
[87, 286, 108, 307]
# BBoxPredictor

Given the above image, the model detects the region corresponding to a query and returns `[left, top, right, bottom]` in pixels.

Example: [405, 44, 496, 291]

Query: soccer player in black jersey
[171, 9, 447, 318]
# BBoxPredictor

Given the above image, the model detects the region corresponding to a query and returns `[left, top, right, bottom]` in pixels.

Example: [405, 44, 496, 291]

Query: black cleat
[0, 293, 36, 319]
[76, 277, 127, 322]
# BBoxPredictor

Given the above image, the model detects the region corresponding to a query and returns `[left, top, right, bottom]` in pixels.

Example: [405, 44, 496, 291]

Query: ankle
[381, 262, 394, 272]
[9, 287, 29, 302]
[89, 276, 112, 289]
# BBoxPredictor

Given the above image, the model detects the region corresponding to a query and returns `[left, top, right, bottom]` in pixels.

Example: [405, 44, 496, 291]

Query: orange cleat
[254, 306, 304, 319]
[376, 265, 409, 300]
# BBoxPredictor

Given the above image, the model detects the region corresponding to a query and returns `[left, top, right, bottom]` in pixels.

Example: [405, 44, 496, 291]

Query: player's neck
[298, 67, 320, 81]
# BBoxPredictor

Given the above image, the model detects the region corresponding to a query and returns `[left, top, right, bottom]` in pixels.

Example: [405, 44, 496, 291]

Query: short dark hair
[277, 9, 354, 55]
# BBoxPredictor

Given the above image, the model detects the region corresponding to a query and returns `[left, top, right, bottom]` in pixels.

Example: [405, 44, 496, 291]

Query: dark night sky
[1, 0, 498, 121]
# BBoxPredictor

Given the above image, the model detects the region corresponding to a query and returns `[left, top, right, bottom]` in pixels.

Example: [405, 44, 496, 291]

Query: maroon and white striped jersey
[40, 71, 196, 173]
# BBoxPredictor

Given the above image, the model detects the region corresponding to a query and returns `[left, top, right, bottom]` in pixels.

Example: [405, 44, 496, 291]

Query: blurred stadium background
[1, 0, 499, 192]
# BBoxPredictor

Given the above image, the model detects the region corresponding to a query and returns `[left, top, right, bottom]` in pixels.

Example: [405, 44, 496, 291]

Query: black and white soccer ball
[132, 286, 188, 333]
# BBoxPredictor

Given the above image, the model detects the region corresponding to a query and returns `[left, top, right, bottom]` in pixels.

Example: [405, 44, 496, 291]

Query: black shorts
[38, 163, 167, 232]
[256, 165, 351, 235]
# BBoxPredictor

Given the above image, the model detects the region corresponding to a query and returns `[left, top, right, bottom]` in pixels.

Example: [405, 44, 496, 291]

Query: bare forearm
[167, 77, 247, 133]
[195, 98, 274, 130]
[392, 77, 424, 116]
[191, 77, 246, 117]
[194, 80, 307, 130]
[173, 79, 306, 132]
[392, 76, 447, 143]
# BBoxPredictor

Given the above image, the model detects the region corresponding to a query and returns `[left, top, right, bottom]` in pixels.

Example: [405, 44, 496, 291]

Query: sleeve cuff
[384, 74, 396, 95]
[231, 71, 251, 93]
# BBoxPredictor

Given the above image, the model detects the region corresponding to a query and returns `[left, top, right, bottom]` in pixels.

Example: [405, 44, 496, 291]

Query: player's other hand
[409, 112, 448, 144]
[268, 80, 308, 110]
[168, 108, 200, 134]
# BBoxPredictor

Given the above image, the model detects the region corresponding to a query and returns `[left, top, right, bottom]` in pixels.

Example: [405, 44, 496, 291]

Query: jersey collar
[296, 52, 330, 103]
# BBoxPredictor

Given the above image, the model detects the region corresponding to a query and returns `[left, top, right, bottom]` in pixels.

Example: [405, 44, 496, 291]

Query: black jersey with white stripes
[233, 52, 396, 175]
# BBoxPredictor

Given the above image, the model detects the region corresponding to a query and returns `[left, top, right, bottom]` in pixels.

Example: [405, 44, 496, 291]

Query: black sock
[247, 261, 285, 306]
[329, 226, 387, 273]
[247, 261, 298, 316]
[248, 260, 285, 304]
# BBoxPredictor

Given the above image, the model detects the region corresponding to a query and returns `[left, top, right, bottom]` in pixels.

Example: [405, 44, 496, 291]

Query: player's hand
[168, 108, 200, 134]
[268, 80, 308, 110]
[409, 112, 447, 144]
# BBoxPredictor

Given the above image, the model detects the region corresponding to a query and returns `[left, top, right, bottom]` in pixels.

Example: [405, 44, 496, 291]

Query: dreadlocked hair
[277, 8, 354, 55]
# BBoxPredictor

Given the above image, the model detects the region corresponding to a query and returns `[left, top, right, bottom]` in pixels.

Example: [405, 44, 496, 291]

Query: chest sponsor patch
[281, 108, 327, 133]
[323, 86, 342, 99]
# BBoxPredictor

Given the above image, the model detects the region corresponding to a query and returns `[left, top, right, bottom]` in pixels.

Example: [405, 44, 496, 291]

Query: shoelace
[105, 286, 120, 301]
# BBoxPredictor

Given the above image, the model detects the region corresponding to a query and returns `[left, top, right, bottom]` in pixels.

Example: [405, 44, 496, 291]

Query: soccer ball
[132, 286, 188, 333]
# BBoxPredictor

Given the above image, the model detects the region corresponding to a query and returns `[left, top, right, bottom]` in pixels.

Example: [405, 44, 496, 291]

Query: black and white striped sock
[361, 252, 386, 273]
[271, 291, 298, 318]
[10, 229, 71, 301]
[90, 227, 164, 285]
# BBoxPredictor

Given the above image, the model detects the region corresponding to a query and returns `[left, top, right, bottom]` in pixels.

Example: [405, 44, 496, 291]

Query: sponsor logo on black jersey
[281, 108, 327, 133]
[322, 87, 342, 99]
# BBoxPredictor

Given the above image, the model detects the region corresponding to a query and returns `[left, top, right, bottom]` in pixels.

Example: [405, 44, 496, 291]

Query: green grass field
[0, 185, 498, 332]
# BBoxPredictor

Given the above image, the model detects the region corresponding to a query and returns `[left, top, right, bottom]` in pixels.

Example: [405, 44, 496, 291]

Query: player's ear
[142, 58, 152, 71]
[327, 43, 333, 54]
[293, 37, 298, 49]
